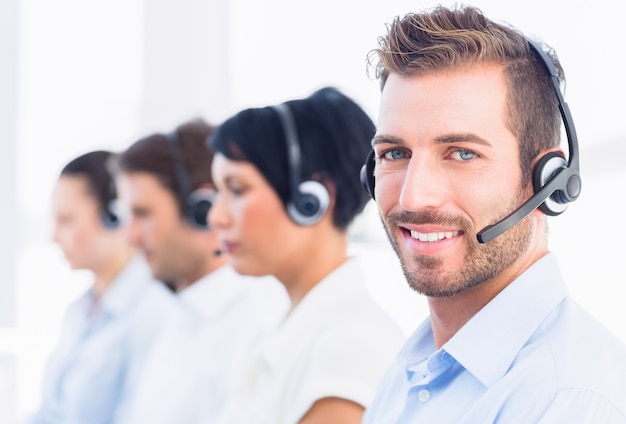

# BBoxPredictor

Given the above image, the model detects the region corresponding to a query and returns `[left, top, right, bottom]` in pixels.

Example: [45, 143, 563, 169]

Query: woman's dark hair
[60, 150, 117, 214]
[208, 87, 375, 230]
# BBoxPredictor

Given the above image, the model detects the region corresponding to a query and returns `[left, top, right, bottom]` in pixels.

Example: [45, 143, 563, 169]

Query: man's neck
[428, 248, 549, 349]
[92, 248, 135, 299]
[174, 255, 229, 292]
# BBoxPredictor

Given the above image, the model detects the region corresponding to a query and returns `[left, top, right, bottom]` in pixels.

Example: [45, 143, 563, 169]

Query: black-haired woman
[208, 87, 405, 424]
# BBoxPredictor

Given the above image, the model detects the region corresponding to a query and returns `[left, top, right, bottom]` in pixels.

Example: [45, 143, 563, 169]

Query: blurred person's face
[209, 154, 309, 279]
[119, 171, 208, 284]
[52, 175, 116, 271]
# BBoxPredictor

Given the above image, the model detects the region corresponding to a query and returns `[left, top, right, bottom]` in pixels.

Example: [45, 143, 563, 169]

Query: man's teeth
[410, 230, 460, 242]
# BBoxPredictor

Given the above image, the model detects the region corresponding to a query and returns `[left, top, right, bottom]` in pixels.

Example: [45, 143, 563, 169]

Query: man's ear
[313, 173, 336, 217]
[323, 179, 337, 217]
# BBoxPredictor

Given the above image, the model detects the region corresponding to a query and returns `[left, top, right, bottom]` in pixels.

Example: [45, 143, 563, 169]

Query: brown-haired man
[362, 5, 626, 423]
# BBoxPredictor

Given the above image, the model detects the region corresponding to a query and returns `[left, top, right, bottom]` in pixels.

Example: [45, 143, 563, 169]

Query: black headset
[360, 38, 582, 244]
[101, 177, 121, 229]
[165, 130, 215, 229]
[272, 103, 330, 226]
[101, 153, 121, 229]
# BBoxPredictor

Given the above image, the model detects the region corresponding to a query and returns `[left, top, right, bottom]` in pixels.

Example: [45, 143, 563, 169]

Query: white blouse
[220, 257, 406, 424]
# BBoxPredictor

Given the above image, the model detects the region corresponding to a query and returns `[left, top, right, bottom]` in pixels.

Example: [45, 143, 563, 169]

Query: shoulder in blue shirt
[30, 256, 178, 424]
[363, 253, 626, 423]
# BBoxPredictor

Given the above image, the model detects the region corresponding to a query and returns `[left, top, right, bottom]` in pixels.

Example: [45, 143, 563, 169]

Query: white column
[140, 0, 231, 132]
[0, 0, 18, 420]
[0, 0, 18, 328]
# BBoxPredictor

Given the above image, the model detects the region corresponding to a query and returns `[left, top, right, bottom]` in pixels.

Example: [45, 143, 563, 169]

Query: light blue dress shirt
[363, 253, 626, 423]
[29, 256, 178, 424]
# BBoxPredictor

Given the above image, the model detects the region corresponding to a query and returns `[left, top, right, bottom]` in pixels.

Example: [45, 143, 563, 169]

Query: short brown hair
[368, 5, 564, 183]
[117, 118, 215, 212]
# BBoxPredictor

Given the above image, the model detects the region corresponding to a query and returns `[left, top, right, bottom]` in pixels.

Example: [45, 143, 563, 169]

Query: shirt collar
[444, 252, 568, 387]
[98, 255, 157, 317]
[398, 253, 568, 388]
[398, 318, 434, 360]
[258, 257, 366, 368]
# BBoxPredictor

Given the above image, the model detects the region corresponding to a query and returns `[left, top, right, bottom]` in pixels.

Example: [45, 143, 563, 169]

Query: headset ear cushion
[360, 151, 376, 199]
[185, 188, 215, 229]
[287, 180, 330, 226]
[101, 210, 120, 229]
[532, 151, 569, 216]
[101, 199, 121, 229]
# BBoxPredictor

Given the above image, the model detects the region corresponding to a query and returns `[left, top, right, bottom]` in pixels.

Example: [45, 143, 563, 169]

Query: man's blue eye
[383, 149, 407, 160]
[451, 149, 476, 161]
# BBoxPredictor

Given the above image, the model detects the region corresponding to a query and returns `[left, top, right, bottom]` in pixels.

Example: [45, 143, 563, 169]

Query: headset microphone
[476, 38, 581, 243]
[476, 162, 580, 243]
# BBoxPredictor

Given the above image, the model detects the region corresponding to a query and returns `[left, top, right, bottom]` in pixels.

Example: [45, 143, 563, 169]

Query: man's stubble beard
[381, 189, 533, 298]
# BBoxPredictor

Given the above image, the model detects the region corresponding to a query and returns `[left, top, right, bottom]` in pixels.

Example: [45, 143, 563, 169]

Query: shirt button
[418, 389, 431, 402]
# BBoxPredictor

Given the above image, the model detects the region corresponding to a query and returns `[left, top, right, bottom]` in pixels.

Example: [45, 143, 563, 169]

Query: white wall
[4, 0, 625, 422]
[1, 0, 18, 421]
[0, 0, 18, 327]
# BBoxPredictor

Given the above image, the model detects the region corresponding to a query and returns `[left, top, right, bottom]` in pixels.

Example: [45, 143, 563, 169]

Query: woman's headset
[271, 103, 330, 226]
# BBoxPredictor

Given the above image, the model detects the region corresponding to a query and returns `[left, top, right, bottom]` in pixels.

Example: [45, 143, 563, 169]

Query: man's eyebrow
[371, 134, 405, 147]
[371, 133, 492, 147]
[435, 133, 492, 147]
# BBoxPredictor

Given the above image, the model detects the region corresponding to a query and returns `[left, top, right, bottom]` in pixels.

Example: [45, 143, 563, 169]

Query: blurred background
[1, 0, 624, 422]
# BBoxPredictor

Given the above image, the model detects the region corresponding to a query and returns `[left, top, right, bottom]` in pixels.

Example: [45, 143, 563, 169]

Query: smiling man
[361, 5, 626, 423]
